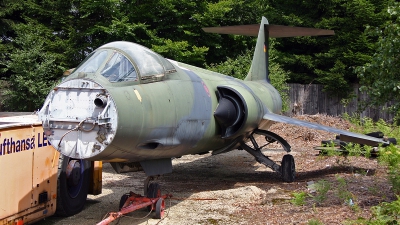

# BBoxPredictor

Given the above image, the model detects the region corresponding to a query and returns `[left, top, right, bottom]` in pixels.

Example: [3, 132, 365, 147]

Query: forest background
[0, 0, 399, 118]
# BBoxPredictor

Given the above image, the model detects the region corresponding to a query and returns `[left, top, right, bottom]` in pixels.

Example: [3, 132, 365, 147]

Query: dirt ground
[40, 115, 395, 225]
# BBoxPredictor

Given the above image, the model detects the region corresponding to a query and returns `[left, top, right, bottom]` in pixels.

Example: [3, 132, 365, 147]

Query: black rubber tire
[119, 194, 130, 210]
[147, 183, 161, 198]
[147, 183, 161, 211]
[55, 155, 90, 216]
[155, 198, 165, 219]
[281, 154, 295, 183]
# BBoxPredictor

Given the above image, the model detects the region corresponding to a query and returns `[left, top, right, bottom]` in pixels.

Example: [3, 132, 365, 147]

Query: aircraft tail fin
[247, 17, 270, 82]
[202, 17, 334, 82]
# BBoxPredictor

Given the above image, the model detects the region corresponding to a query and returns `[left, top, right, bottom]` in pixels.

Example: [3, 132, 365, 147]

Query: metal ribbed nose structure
[38, 79, 118, 159]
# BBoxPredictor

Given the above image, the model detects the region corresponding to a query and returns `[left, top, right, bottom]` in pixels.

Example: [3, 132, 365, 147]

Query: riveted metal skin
[38, 17, 386, 176]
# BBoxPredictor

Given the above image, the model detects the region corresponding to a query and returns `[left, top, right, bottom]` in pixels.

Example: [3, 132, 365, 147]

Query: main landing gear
[97, 176, 171, 225]
[240, 129, 296, 182]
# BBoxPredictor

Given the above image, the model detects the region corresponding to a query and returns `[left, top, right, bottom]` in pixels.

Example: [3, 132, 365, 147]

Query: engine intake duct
[214, 86, 246, 138]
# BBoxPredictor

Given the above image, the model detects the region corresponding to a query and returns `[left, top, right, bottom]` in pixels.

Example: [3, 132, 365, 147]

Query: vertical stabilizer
[202, 17, 334, 82]
[245, 17, 269, 82]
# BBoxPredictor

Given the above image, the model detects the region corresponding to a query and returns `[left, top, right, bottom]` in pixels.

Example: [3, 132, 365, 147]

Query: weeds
[341, 114, 400, 195]
[342, 114, 400, 224]
[346, 196, 400, 224]
[312, 180, 331, 204]
[378, 144, 400, 194]
[294, 114, 400, 223]
[344, 143, 363, 157]
[371, 196, 400, 223]
[336, 175, 353, 204]
[291, 191, 308, 206]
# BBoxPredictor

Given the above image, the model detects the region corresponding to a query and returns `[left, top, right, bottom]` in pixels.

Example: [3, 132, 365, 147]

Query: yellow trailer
[0, 113, 102, 225]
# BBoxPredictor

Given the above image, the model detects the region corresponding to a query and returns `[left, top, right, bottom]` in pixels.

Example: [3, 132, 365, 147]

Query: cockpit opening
[72, 41, 176, 83]
[101, 51, 137, 82]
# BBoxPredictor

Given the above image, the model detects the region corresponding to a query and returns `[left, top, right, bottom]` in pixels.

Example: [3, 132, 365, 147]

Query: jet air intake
[94, 94, 108, 108]
[214, 86, 262, 138]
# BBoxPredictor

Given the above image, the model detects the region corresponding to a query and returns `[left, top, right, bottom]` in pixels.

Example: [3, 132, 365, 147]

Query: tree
[356, 2, 400, 121]
[0, 0, 25, 80]
[269, 0, 391, 97]
[2, 22, 64, 111]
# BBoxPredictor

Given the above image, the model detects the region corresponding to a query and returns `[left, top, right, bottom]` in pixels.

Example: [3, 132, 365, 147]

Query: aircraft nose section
[38, 79, 118, 159]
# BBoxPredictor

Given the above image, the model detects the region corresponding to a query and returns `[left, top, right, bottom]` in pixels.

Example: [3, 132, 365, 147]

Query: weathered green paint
[39, 17, 384, 177]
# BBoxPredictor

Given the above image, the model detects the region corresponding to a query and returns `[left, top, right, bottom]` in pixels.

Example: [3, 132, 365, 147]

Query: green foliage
[206, 48, 252, 80]
[356, 2, 400, 122]
[291, 191, 308, 206]
[342, 114, 400, 223]
[335, 175, 359, 211]
[336, 176, 352, 203]
[347, 196, 400, 224]
[271, 0, 391, 97]
[342, 114, 400, 194]
[370, 196, 400, 224]
[311, 180, 331, 204]
[269, 50, 290, 113]
[308, 219, 324, 225]
[344, 143, 364, 157]
[342, 113, 400, 140]
[320, 140, 345, 157]
[378, 145, 400, 194]
[1, 22, 64, 111]
[152, 40, 209, 67]
[0, 0, 398, 110]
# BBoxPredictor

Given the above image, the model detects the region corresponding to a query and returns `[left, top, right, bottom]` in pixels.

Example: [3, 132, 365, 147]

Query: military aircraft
[38, 17, 388, 185]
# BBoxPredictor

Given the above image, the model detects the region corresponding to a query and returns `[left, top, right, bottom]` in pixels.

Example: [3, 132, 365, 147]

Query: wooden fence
[285, 83, 395, 121]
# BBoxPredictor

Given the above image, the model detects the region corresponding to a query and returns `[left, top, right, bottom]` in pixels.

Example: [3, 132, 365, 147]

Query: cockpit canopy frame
[73, 41, 176, 84]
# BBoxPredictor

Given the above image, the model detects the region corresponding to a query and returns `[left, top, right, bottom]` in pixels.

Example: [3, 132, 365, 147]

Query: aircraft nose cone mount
[38, 79, 118, 159]
[214, 97, 239, 127]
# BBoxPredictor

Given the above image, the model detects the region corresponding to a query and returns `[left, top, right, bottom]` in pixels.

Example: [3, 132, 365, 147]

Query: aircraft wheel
[55, 155, 90, 216]
[147, 183, 161, 211]
[155, 198, 165, 219]
[281, 154, 295, 183]
[147, 183, 161, 198]
[119, 193, 130, 210]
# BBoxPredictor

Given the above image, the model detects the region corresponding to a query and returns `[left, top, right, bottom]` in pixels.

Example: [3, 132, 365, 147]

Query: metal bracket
[240, 139, 281, 173]
[239, 129, 293, 173]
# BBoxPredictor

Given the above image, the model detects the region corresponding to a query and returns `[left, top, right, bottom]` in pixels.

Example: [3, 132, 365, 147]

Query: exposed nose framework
[39, 79, 118, 159]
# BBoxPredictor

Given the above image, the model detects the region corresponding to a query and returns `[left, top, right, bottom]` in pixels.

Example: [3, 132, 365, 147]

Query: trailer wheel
[155, 198, 165, 219]
[55, 155, 90, 216]
[281, 154, 295, 183]
[119, 193, 130, 210]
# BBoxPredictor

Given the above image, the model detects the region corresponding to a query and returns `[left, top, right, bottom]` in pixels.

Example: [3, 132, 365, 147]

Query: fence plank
[285, 83, 394, 121]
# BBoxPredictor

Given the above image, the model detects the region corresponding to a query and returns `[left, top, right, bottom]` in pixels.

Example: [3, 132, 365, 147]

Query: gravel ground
[39, 115, 395, 225]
